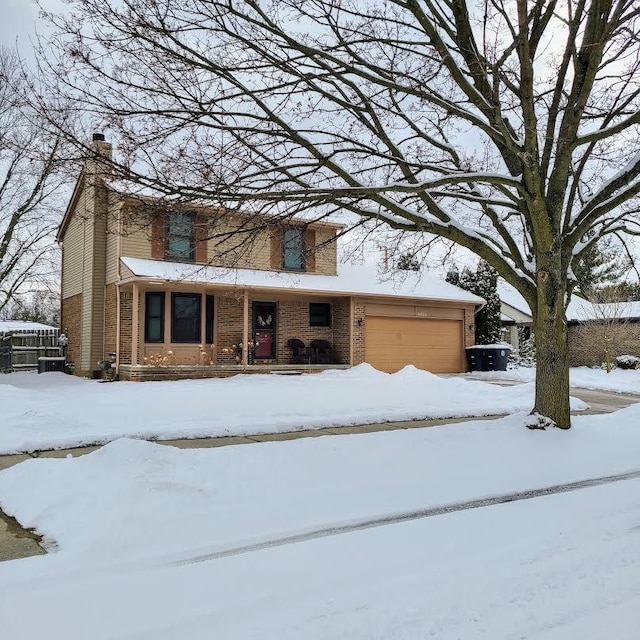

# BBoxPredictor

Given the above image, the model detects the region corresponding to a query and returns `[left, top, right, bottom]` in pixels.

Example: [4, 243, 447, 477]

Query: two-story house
[58, 135, 483, 380]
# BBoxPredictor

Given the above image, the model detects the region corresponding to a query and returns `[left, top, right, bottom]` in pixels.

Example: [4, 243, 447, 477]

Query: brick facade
[215, 293, 245, 365]
[352, 302, 366, 365]
[568, 321, 640, 367]
[119, 291, 133, 365]
[276, 299, 344, 364]
[61, 293, 83, 373]
[463, 306, 476, 348]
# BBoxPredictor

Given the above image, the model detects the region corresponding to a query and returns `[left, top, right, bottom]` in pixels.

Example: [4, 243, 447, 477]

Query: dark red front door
[253, 302, 276, 359]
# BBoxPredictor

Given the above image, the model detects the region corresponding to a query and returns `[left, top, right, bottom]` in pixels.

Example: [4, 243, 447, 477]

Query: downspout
[242, 289, 249, 368]
[115, 204, 123, 375]
[115, 283, 121, 375]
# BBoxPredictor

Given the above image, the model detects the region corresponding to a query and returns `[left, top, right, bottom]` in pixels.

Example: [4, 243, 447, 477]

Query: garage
[364, 316, 464, 373]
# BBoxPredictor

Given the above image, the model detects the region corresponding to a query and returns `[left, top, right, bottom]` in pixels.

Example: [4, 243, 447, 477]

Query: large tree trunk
[532, 266, 571, 429]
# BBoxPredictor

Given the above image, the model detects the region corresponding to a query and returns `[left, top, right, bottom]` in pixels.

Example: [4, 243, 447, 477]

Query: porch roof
[120, 257, 484, 305]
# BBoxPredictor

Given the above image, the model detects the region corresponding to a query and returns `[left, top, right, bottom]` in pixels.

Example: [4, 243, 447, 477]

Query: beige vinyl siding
[89, 183, 108, 369]
[207, 219, 271, 269]
[62, 179, 109, 371]
[121, 223, 153, 260]
[79, 206, 95, 371]
[120, 261, 135, 281]
[105, 195, 122, 284]
[61, 210, 85, 299]
[314, 227, 337, 275]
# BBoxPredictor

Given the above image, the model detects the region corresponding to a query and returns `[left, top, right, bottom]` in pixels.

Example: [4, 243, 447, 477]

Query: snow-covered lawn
[0, 365, 587, 454]
[469, 365, 640, 394]
[1, 407, 640, 638]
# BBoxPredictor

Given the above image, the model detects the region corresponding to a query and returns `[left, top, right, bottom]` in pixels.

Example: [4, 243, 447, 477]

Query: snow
[465, 342, 512, 350]
[566, 295, 640, 322]
[0, 321, 57, 332]
[497, 278, 532, 317]
[121, 257, 485, 304]
[1, 406, 640, 638]
[469, 366, 640, 395]
[0, 365, 587, 454]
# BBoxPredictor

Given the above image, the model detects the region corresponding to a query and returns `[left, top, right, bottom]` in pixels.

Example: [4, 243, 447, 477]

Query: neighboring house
[565, 297, 640, 367]
[497, 279, 640, 366]
[58, 136, 483, 380]
[497, 280, 533, 350]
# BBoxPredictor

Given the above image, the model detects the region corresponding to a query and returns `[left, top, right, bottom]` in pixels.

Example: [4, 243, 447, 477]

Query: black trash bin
[465, 345, 512, 371]
[38, 357, 67, 374]
[465, 347, 485, 372]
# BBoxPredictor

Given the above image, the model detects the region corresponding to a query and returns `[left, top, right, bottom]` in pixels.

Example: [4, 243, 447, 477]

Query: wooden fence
[0, 329, 62, 373]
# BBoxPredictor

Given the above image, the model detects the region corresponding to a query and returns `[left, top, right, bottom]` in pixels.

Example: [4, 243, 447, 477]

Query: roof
[0, 321, 57, 333]
[496, 281, 640, 323]
[120, 257, 485, 305]
[566, 296, 640, 322]
[497, 280, 532, 317]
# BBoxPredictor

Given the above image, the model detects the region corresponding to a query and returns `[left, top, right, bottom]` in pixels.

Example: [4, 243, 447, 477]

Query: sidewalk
[1, 385, 638, 562]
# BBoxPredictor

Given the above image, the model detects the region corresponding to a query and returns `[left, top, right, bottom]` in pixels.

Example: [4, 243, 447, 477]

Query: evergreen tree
[397, 252, 420, 271]
[447, 260, 502, 344]
[445, 266, 460, 287]
[573, 237, 630, 297]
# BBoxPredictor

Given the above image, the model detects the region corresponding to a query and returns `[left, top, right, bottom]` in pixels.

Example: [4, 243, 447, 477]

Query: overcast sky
[2, 0, 37, 49]
[1, 0, 63, 59]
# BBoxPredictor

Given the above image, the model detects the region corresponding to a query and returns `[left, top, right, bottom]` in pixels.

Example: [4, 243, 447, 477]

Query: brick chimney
[88, 132, 113, 177]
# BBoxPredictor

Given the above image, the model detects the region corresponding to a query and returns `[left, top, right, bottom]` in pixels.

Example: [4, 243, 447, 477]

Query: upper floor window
[166, 212, 195, 261]
[283, 226, 305, 271]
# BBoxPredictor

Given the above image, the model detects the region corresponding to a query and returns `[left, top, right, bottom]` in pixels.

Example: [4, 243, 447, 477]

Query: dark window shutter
[305, 228, 316, 272]
[151, 212, 166, 259]
[195, 214, 208, 263]
[270, 226, 283, 270]
[205, 295, 215, 344]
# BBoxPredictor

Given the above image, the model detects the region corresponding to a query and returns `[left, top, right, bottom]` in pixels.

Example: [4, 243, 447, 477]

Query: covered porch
[113, 276, 353, 380]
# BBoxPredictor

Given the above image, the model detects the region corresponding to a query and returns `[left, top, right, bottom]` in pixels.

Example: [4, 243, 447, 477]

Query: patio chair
[310, 339, 336, 365]
[287, 338, 311, 364]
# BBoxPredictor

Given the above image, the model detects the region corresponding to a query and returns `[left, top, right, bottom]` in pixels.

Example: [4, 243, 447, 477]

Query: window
[145, 292, 165, 342]
[310, 302, 331, 327]
[283, 227, 305, 270]
[171, 293, 201, 343]
[166, 212, 195, 261]
[205, 295, 215, 345]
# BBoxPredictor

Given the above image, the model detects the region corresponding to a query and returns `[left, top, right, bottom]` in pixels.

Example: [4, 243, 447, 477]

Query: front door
[253, 302, 277, 360]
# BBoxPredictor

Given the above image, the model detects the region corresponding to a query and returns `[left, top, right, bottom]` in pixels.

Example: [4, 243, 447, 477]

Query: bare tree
[39, 0, 640, 428]
[578, 289, 633, 373]
[0, 47, 65, 316]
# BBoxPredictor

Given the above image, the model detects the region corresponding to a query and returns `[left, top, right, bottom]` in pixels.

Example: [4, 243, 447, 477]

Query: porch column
[242, 289, 249, 366]
[132, 283, 139, 365]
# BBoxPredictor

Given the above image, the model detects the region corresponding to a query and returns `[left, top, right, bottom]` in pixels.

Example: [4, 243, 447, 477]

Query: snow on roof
[566, 296, 640, 322]
[496, 282, 640, 322]
[0, 321, 57, 333]
[121, 257, 485, 305]
[497, 279, 532, 317]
